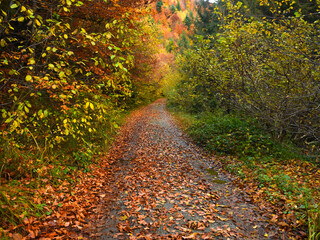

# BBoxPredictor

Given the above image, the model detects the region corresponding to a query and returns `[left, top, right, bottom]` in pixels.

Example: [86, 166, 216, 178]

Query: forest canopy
[0, 0, 161, 178]
[168, 0, 320, 153]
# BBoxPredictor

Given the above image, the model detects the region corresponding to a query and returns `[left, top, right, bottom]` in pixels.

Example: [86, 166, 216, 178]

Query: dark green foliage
[167, 88, 218, 114]
[187, 112, 301, 159]
[169, 4, 176, 13]
[294, 0, 319, 22]
[195, 0, 221, 36]
[189, 10, 194, 19]
[184, 14, 192, 29]
[166, 38, 175, 52]
[176, 1, 182, 11]
[241, 0, 319, 22]
[156, 0, 164, 13]
[177, 31, 190, 51]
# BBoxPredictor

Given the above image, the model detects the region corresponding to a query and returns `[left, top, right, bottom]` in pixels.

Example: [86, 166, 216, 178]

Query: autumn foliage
[0, 0, 159, 171]
[0, 0, 160, 237]
[165, 0, 320, 237]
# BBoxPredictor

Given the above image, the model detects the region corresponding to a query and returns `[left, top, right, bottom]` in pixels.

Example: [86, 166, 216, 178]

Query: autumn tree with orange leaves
[0, 0, 159, 179]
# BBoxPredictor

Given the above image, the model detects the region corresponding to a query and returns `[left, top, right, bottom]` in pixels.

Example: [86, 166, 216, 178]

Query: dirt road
[96, 99, 287, 239]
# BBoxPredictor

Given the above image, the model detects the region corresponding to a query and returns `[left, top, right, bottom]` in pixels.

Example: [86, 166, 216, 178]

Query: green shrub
[187, 112, 281, 157]
[186, 111, 306, 160]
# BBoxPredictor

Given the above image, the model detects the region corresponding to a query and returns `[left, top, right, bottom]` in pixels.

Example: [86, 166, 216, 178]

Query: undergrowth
[168, 106, 320, 239]
[0, 108, 129, 237]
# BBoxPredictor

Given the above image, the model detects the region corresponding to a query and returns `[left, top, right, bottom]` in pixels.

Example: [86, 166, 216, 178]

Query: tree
[195, 0, 221, 36]
[189, 10, 194, 19]
[169, 4, 176, 13]
[184, 14, 192, 29]
[176, 1, 182, 11]
[177, 31, 190, 51]
[156, 0, 164, 13]
[166, 38, 176, 52]
[170, 0, 320, 151]
[241, 0, 319, 23]
[0, 0, 160, 177]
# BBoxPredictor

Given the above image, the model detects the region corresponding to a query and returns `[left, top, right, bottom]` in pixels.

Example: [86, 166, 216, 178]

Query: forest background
[0, 0, 319, 239]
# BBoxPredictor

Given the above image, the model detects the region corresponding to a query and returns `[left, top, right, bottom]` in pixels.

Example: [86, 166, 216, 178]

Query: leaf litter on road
[18, 99, 303, 239]
[95, 99, 293, 239]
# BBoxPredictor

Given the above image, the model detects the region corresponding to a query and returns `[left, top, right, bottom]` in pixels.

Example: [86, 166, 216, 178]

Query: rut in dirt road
[98, 99, 287, 239]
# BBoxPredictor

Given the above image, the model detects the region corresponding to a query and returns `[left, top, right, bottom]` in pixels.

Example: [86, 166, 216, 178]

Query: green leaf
[45, 210, 52, 216]
[5, 118, 12, 123]
[10, 4, 19, 8]
[59, 71, 65, 78]
[294, 12, 301, 17]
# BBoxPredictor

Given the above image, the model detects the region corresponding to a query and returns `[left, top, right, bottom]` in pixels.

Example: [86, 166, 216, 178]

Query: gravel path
[97, 99, 287, 239]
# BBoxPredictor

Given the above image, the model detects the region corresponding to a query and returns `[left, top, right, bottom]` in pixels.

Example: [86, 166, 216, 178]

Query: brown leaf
[183, 233, 198, 239]
[12, 233, 23, 240]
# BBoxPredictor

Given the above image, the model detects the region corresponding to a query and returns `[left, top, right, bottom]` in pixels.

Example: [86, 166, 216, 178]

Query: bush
[187, 112, 299, 159]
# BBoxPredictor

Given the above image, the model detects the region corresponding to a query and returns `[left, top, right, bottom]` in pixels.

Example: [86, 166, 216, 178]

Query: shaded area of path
[96, 99, 287, 239]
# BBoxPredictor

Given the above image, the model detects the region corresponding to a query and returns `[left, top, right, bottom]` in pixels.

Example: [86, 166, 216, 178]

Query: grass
[309, 206, 320, 240]
[168, 106, 320, 239]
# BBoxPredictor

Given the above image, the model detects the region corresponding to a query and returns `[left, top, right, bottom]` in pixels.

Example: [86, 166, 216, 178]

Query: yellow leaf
[89, 102, 94, 110]
[0, 39, 6, 47]
[35, 19, 41, 26]
[85, 102, 89, 109]
[29, 58, 35, 65]
[25, 75, 32, 82]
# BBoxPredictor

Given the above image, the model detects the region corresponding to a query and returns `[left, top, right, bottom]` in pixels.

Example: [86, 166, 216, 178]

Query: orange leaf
[12, 233, 23, 240]
[183, 233, 197, 239]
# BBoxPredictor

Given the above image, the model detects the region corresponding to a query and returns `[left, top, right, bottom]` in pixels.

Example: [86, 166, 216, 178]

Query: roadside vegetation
[0, 0, 162, 238]
[168, 108, 320, 239]
[1, 0, 319, 238]
[164, 0, 320, 238]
